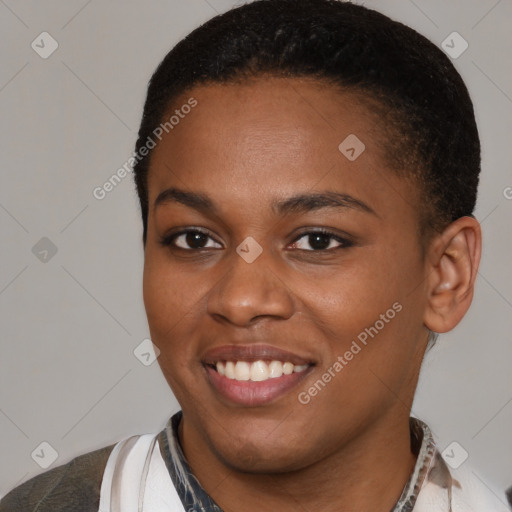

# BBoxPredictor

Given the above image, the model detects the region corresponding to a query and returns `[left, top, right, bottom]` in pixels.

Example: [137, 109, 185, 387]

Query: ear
[423, 216, 482, 334]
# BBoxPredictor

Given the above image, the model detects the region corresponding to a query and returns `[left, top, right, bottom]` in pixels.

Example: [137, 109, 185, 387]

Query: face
[143, 77, 431, 473]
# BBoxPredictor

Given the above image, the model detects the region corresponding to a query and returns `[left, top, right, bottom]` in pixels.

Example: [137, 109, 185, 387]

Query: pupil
[310, 233, 330, 250]
[187, 232, 207, 248]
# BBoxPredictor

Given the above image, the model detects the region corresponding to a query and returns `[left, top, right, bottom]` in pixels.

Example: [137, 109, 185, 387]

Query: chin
[217, 445, 312, 474]
[207, 426, 321, 474]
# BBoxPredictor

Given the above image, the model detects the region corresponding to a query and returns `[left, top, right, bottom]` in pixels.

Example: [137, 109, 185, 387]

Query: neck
[179, 408, 418, 512]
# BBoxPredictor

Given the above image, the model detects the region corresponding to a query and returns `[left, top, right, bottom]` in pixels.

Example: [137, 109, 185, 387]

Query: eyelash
[158, 228, 353, 252]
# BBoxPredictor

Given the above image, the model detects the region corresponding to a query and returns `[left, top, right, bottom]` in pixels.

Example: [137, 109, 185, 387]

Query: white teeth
[268, 360, 283, 378]
[282, 362, 294, 375]
[250, 360, 270, 381]
[215, 360, 309, 382]
[225, 361, 236, 379]
[234, 361, 251, 380]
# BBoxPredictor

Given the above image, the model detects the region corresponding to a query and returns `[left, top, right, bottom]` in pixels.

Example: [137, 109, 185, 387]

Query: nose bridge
[207, 241, 294, 325]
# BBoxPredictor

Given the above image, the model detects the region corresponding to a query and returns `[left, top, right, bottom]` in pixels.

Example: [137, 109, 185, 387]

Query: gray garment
[0, 443, 115, 511]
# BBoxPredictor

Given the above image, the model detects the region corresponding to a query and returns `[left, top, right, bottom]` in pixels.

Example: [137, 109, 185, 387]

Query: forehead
[157, 77, 382, 162]
[146, 77, 416, 222]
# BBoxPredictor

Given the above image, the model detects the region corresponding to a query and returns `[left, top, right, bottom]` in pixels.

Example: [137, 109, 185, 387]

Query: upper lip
[202, 343, 314, 366]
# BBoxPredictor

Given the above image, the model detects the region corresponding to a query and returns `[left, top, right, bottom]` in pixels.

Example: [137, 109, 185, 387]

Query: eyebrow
[154, 187, 378, 217]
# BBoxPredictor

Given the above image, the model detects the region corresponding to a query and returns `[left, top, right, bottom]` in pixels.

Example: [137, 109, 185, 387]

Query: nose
[206, 247, 295, 327]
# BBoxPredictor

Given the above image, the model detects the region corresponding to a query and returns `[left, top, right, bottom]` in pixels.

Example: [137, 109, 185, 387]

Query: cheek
[293, 239, 424, 362]
[143, 252, 206, 400]
[142, 249, 194, 350]
[295, 259, 400, 335]
[143, 241, 204, 314]
[142, 248, 219, 369]
[143, 254, 176, 332]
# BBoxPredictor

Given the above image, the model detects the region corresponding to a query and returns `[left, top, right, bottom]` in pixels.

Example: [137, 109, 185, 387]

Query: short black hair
[133, 0, 480, 247]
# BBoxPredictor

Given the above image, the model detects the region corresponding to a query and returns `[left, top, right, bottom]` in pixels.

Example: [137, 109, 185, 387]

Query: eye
[289, 229, 353, 251]
[159, 229, 222, 250]
[159, 228, 353, 252]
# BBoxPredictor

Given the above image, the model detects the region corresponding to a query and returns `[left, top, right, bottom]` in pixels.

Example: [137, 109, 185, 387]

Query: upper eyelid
[167, 228, 222, 247]
[289, 231, 351, 250]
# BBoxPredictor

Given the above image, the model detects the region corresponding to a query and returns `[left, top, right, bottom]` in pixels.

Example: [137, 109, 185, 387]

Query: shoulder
[0, 442, 116, 512]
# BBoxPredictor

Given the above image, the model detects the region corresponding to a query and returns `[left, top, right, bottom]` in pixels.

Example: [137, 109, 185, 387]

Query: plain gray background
[1, 0, 511, 502]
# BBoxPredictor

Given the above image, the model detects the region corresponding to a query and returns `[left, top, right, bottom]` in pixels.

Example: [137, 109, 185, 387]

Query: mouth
[202, 344, 315, 407]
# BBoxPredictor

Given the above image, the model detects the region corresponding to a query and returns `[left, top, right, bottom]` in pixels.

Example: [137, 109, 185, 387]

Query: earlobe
[423, 217, 482, 334]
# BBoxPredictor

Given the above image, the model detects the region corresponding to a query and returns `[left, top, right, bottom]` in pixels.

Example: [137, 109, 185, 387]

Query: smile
[213, 360, 309, 382]
[202, 344, 315, 406]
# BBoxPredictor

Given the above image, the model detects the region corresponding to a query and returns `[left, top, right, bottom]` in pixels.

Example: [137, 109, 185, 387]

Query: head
[135, 0, 481, 473]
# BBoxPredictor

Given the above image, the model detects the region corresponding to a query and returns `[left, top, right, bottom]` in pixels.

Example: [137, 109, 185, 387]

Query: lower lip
[205, 365, 313, 407]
